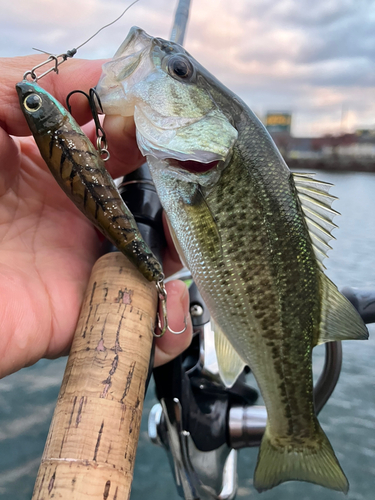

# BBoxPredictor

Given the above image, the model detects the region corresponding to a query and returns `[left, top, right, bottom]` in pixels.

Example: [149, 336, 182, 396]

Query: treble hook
[155, 279, 188, 338]
[66, 88, 110, 161]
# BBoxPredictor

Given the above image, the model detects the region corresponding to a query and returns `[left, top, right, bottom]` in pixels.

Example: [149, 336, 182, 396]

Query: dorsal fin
[293, 173, 339, 269]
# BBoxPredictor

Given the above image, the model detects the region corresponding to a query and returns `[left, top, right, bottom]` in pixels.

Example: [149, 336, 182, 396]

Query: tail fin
[253, 425, 349, 493]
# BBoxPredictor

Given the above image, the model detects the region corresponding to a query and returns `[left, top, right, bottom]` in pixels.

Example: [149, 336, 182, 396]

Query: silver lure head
[96, 27, 238, 174]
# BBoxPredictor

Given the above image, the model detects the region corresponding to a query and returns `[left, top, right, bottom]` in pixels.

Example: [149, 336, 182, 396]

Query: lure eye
[24, 93, 42, 112]
[168, 56, 193, 80]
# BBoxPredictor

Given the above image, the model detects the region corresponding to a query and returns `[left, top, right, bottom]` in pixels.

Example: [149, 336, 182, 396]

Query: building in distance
[264, 112, 375, 172]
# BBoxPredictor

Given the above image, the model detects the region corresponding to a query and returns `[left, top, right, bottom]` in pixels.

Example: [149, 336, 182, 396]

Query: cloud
[1, 0, 374, 136]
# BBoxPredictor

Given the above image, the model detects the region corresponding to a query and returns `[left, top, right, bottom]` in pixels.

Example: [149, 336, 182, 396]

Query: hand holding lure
[12, 4, 189, 499]
[16, 0, 186, 336]
[15, 75, 189, 500]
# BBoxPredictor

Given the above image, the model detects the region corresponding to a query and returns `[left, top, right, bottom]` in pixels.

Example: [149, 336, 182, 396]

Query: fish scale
[96, 26, 368, 493]
[202, 146, 317, 431]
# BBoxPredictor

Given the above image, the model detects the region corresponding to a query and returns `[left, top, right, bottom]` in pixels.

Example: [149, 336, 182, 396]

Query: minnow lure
[16, 80, 163, 283]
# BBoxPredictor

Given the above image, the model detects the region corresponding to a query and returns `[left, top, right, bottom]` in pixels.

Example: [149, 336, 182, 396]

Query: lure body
[16, 80, 163, 282]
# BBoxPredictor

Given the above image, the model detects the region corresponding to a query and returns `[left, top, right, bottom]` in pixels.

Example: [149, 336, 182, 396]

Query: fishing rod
[30, 2, 192, 498]
[170, 0, 192, 45]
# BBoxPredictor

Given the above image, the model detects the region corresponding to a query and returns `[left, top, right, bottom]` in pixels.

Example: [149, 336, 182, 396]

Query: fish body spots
[174, 137, 320, 441]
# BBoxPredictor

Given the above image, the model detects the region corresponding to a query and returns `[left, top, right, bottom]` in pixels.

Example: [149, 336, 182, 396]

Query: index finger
[1, 54, 145, 177]
[0, 54, 104, 136]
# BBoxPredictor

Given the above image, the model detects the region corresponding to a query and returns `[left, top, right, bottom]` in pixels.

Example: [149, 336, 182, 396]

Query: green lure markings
[16, 79, 163, 283]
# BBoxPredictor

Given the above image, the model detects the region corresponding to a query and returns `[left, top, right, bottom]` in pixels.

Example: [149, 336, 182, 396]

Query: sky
[1, 0, 374, 137]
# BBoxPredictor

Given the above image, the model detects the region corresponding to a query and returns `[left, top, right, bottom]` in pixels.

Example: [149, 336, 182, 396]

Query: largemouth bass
[16, 80, 163, 282]
[96, 27, 368, 492]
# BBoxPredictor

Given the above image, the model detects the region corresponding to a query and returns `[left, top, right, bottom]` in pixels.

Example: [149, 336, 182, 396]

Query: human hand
[0, 55, 191, 378]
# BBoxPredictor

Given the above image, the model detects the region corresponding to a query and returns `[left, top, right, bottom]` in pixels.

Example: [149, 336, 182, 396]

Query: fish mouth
[168, 159, 220, 174]
[96, 27, 238, 172]
[113, 26, 153, 60]
[96, 27, 156, 116]
[134, 100, 236, 168]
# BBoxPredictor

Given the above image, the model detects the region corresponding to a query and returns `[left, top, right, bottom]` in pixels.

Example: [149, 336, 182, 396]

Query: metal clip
[22, 1, 140, 82]
[155, 279, 188, 338]
[23, 50, 77, 82]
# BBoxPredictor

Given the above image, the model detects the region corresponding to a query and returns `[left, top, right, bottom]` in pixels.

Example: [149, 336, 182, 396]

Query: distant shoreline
[286, 158, 375, 173]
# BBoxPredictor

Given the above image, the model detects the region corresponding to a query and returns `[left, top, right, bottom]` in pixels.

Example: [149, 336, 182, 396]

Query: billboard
[265, 112, 292, 134]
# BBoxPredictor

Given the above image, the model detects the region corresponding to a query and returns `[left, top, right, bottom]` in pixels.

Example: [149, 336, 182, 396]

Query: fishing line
[65, 0, 139, 52]
[26, 0, 140, 81]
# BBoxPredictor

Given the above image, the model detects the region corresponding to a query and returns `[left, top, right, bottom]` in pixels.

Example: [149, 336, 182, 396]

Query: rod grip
[31, 252, 157, 499]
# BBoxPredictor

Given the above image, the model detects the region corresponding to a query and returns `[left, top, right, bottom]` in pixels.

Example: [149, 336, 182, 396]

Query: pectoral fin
[316, 271, 369, 345]
[214, 320, 246, 388]
[183, 185, 222, 262]
[165, 184, 222, 268]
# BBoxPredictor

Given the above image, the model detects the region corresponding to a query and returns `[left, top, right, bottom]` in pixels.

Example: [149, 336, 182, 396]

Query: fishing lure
[16, 80, 164, 284]
[15, 1, 186, 335]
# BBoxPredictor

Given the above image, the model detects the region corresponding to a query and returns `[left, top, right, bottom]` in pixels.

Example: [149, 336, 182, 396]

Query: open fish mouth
[167, 159, 220, 173]
[96, 27, 156, 116]
[134, 100, 229, 182]
[96, 27, 238, 173]
[134, 99, 235, 167]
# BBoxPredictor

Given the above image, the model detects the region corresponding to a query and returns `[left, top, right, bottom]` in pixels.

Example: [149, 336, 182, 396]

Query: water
[0, 171, 374, 499]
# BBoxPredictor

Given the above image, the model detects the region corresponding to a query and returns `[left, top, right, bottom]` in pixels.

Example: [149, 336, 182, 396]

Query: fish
[16, 80, 163, 283]
[96, 27, 369, 492]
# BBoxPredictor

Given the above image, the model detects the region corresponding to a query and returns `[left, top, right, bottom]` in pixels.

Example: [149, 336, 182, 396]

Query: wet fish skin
[16, 80, 163, 282]
[96, 27, 368, 492]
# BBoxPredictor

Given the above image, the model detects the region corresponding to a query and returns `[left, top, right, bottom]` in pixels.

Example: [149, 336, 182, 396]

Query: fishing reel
[117, 164, 375, 500]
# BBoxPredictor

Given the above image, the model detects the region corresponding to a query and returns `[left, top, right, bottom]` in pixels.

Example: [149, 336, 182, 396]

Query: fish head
[97, 27, 239, 186]
[16, 80, 65, 135]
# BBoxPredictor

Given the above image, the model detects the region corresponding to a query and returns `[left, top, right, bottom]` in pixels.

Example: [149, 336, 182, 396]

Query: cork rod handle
[31, 252, 157, 499]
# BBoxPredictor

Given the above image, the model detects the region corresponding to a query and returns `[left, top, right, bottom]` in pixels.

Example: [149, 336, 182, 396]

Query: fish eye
[168, 56, 193, 80]
[24, 93, 42, 112]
